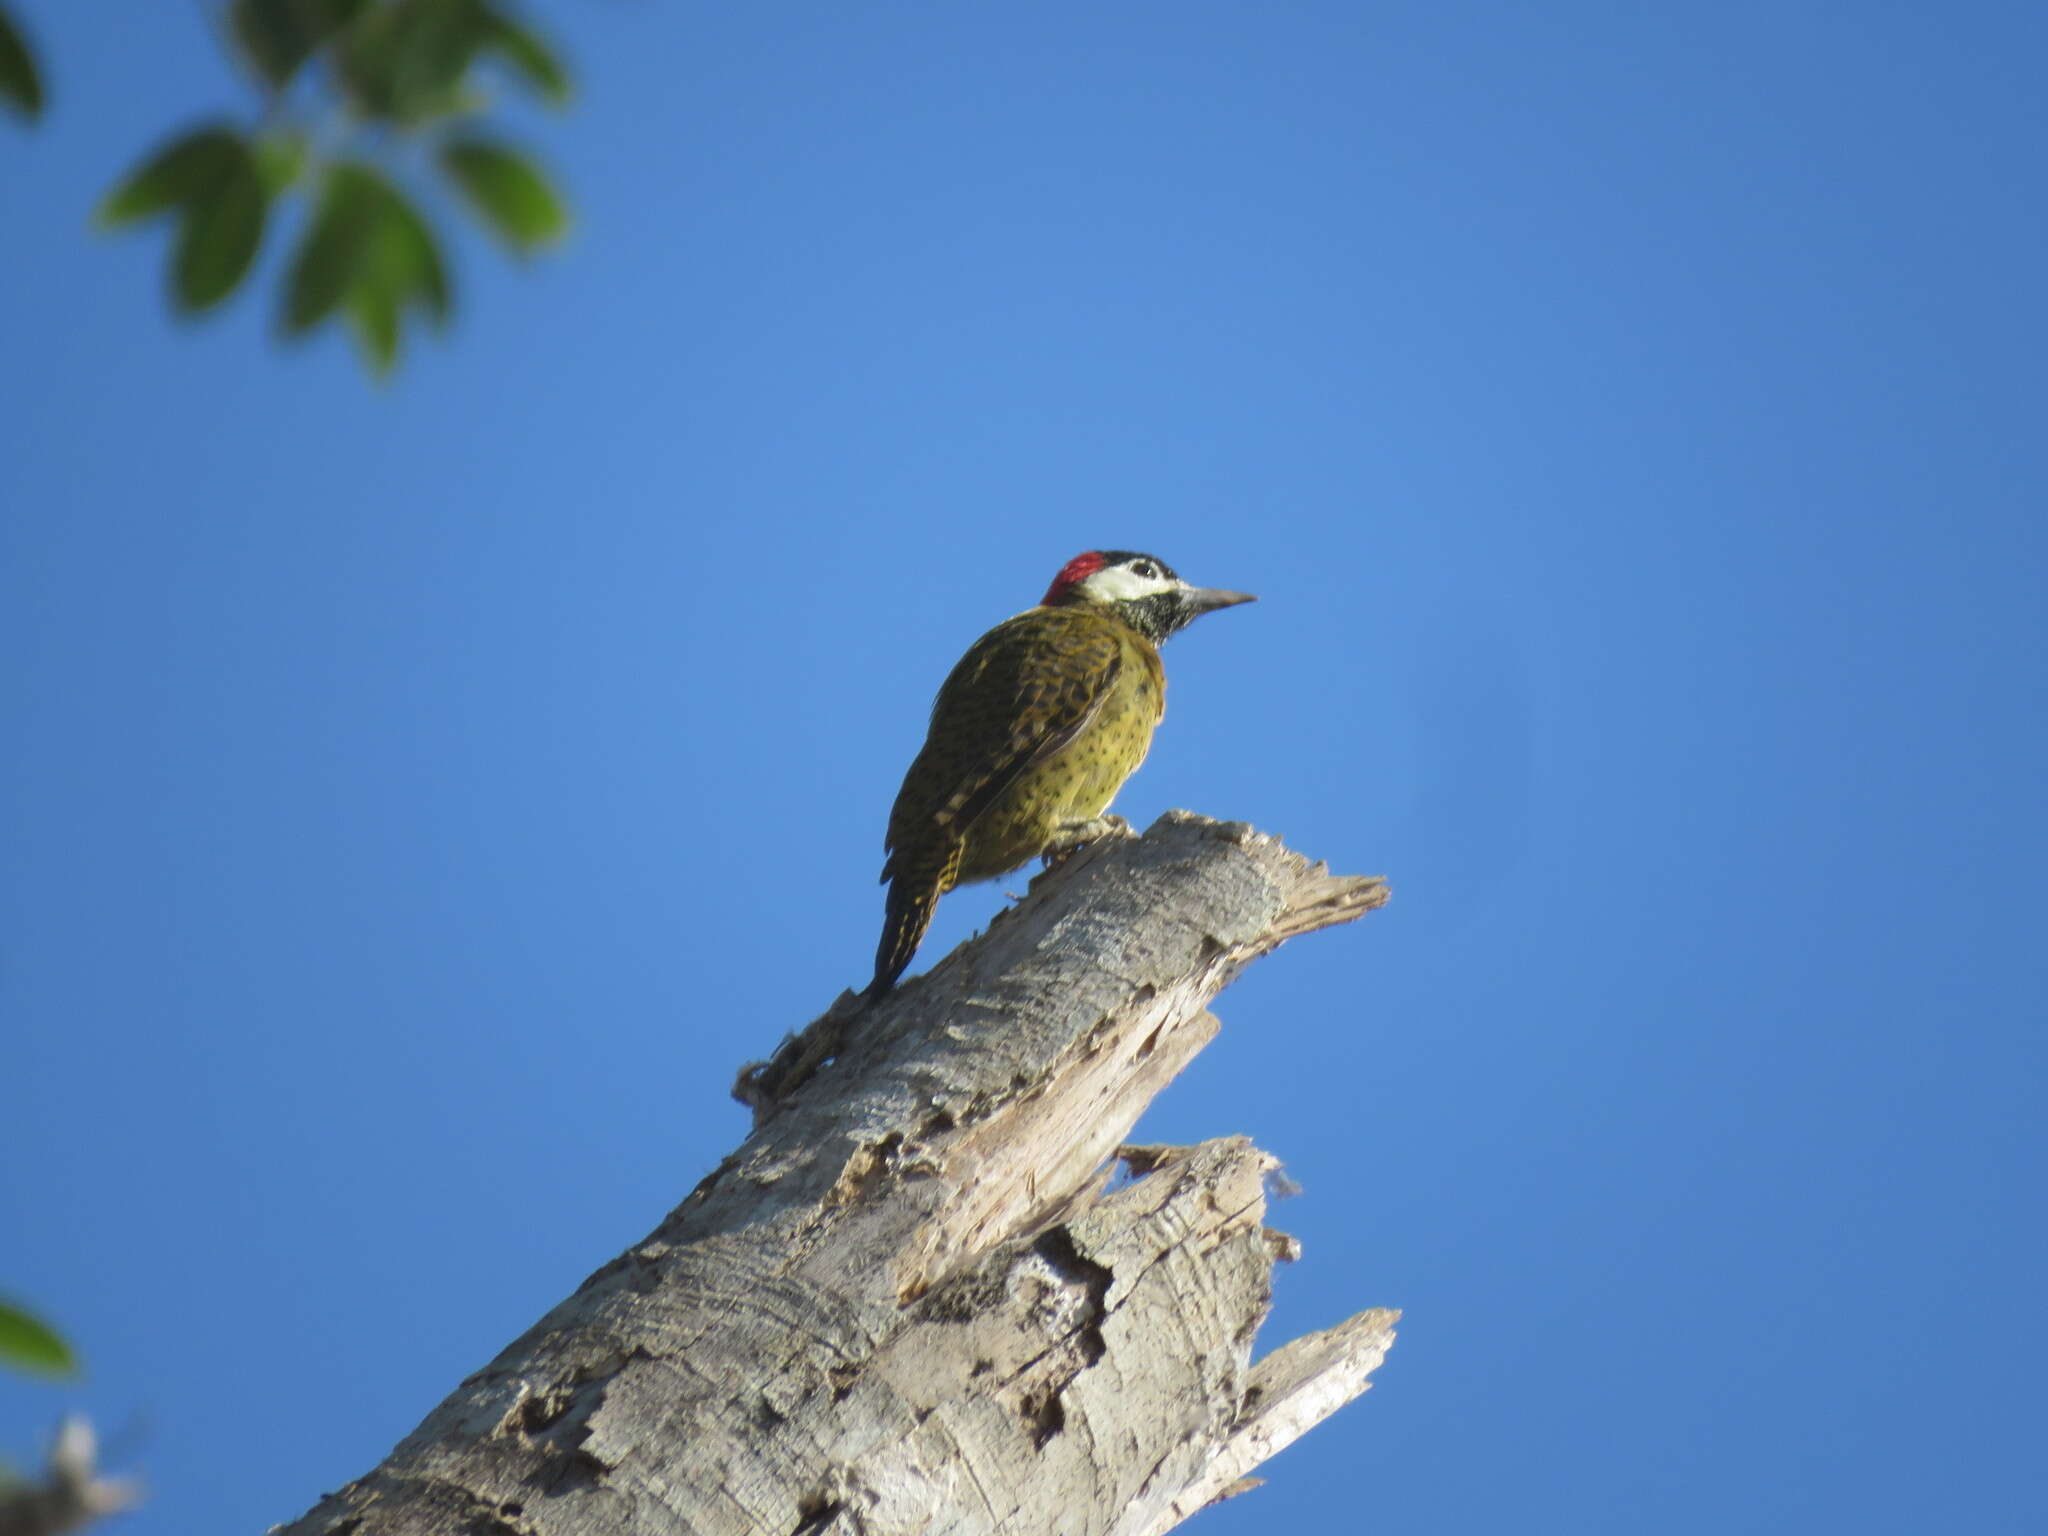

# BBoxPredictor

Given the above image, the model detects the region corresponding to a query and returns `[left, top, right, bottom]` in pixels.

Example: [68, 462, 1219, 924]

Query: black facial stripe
[1095, 550, 1179, 582]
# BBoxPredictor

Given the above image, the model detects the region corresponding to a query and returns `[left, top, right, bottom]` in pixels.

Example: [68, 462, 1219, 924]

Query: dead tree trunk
[276, 812, 1393, 1536]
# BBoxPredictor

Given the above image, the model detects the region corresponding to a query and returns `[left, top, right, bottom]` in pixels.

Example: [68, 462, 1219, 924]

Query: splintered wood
[277, 812, 1392, 1536]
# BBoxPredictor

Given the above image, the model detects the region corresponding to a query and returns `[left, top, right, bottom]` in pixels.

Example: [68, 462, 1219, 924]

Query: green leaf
[96, 126, 243, 228]
[338, 0, 492, 125]
[346, 279, 401, 375]
[173, 151, 267, 312]
[477, 4, 569, 106]
[282, 163, 378, 333]
[0, 3, 43, 121]
[254, 130, 309, 197]
[281, 162, 452, 373]
[367, 178, 452, 324]
[346, 167, 455, 373]
[98, 126, 270, 314]
[0, 1299, 77, 1378]
[229, 0, 366, 90]
[440, 136, 567, 252]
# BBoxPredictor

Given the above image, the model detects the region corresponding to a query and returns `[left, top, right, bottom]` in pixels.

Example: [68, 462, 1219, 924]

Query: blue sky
[3, 2, 2044, 1531]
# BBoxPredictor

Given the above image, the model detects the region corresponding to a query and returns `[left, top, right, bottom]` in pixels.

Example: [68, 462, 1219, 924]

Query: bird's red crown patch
[1043, 551, 1105, 605]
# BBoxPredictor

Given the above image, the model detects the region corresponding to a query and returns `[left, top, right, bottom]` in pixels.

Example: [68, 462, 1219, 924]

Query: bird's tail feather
[869, 839, 964, 997]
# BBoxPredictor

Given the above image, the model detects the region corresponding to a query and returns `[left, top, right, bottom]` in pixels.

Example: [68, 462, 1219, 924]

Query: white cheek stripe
[1081, 565, 1180, 602]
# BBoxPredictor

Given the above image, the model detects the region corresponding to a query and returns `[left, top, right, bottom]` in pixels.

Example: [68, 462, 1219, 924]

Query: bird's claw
[1041, 814, 1133, 868]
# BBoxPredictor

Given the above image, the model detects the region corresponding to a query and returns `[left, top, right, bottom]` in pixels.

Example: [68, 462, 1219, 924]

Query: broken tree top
[281, 812, 1391, 1536]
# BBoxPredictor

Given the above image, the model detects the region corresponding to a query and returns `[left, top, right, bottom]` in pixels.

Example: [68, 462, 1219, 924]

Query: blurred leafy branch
[3, 1304, 143, 1530]
[1, 0, 572, 378]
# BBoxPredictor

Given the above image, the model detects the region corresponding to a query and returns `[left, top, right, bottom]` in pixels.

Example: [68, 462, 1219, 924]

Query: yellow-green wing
[885, 611, 1123, 862]
[871, 610, 1123, 994]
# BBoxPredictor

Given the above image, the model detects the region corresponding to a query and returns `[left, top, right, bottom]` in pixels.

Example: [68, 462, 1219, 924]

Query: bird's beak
[1183, 587, 1257, 615]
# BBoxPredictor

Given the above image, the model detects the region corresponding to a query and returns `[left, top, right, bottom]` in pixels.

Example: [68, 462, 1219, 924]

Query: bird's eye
[1132, 561, 1157, 579]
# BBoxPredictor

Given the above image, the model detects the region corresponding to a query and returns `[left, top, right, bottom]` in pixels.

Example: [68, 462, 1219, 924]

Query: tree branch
[276, 811, 1391, 1535]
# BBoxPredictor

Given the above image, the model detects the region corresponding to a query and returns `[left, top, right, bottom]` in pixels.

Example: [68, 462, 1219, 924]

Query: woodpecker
[870, 550, 1255, 997]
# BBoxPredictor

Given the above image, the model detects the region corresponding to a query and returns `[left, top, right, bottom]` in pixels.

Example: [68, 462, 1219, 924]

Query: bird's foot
[1041, 814, 1132, 868]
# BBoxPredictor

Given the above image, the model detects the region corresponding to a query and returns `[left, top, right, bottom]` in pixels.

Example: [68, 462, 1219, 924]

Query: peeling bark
[275, 812, 1393, 1536]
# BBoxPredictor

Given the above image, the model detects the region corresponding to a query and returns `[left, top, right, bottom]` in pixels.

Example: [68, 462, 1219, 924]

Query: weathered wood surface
[276, 812, 1392, 1536]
